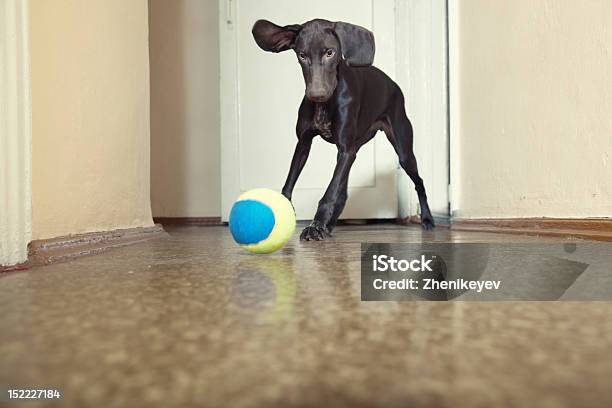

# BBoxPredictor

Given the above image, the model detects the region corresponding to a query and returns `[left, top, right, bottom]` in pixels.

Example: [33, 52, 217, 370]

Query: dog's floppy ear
[252, 20, 302, 53]
[333, 22, 375, 66]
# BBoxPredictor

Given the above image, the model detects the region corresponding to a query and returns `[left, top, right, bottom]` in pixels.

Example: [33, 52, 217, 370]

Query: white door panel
[221, 0, 398, 221]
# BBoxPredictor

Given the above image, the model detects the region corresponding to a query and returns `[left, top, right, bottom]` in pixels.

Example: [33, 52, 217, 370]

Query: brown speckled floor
[1, 225, 612, 408]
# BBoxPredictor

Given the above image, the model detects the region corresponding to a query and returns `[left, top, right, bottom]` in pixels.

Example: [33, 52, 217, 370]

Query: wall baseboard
[0, 262, 30, 273]
[19, 218, 610, 269]
[153, 217, 223, 226]
[452, 218, 612, 241]
[399, 214, 451, 227]
[28, 225, 167, 266]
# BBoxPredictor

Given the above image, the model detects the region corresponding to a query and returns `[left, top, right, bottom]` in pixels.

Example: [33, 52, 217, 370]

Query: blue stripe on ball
[229, 199, 276, 244]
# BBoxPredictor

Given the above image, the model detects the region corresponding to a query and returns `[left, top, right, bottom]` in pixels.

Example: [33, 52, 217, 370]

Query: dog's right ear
[252, 20, 301, 53]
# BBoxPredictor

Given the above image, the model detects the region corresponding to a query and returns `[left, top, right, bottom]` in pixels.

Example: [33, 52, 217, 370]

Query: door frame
[447, 0, 460, 219]
[395, 0, 450, 221]
[218, 0, 238, 222]
[0, 0, 32, 268]
[219, 0, 451, 222]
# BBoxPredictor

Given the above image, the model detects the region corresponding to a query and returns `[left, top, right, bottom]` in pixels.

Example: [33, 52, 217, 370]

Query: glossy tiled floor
[1, 225, 612, 408]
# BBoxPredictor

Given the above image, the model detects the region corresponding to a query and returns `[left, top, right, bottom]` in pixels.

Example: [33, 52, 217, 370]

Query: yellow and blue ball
[229, 188, 296, 254]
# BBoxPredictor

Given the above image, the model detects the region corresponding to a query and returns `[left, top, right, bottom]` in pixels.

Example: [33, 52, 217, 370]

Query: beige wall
[149, 0, 221, 218]
[455, 0, 612, 218]
[30, 0, 154, 240]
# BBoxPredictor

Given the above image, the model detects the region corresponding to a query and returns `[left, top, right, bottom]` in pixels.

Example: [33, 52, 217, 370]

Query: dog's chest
[312, 104, 333, 140]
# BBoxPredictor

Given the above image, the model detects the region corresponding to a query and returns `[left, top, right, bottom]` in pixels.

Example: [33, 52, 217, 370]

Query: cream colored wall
[454, 0, 612, 218]
[149, 0, 221, 218]
[30, 0, 154, 240]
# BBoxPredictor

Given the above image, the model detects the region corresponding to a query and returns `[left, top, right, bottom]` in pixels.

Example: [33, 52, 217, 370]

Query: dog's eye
[298, 52, 307, 60]
[325, 49, 335, 58]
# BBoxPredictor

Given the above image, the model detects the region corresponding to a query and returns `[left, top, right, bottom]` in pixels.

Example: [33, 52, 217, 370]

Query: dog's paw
[421, 215, 435, 230]
[300, 221, 331, 241]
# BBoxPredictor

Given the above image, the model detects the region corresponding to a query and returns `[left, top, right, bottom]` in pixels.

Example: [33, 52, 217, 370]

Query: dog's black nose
[306, 86, 331, 102]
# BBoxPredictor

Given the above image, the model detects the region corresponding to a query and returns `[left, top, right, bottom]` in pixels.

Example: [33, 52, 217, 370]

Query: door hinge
[226, 0, 233, 25]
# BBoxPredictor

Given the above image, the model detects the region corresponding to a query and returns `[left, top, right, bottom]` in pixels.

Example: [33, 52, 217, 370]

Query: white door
[220, 0, 399, 221]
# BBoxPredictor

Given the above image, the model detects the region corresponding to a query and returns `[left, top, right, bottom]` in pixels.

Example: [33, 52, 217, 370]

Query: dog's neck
[313, 103, 333, 139]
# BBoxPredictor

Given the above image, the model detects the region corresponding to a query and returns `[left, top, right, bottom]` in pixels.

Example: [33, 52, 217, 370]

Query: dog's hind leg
[383, 104, 435, 230]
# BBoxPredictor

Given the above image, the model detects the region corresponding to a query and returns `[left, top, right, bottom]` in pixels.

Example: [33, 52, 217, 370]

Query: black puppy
[252, 19, 435, 241]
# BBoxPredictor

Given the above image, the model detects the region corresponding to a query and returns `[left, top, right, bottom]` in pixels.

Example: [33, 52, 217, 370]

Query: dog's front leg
[300, 149, 356, 241]
[281, 138, 312, 201]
